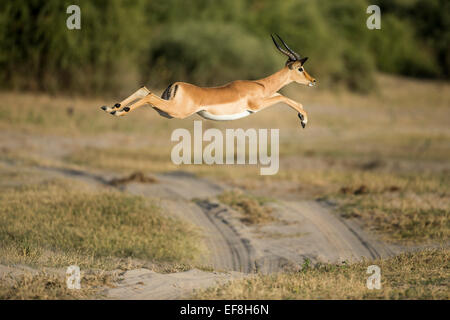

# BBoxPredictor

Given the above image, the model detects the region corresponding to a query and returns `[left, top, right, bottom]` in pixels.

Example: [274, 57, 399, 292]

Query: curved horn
[271, 34, 296, 61]
[275, 34, 301, 60]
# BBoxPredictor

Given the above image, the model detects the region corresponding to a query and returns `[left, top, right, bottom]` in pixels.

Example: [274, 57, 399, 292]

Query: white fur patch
[136, 87, 150, 97]
[196, 110, 254, 121]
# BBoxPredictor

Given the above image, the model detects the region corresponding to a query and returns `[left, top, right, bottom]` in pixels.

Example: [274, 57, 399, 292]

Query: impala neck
[259, 66, 292, 95]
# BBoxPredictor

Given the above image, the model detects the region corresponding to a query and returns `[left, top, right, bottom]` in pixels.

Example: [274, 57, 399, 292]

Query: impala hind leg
[111, 91, 194, 118]
[101, 86, 150, 114]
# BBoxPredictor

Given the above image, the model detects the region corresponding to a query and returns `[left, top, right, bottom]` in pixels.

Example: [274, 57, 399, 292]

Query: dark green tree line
[0, 0, 447, 96]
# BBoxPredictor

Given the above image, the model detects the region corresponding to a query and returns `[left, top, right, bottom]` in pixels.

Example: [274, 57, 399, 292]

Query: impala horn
[271, 34, 297, 61]
[271, 34, 308, 65]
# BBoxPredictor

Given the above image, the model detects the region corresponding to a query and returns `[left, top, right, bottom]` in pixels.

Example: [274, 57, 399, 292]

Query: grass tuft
[0, 179, 203, 270]
[0, 270, 117, 300]
[218, 189, 275, 225]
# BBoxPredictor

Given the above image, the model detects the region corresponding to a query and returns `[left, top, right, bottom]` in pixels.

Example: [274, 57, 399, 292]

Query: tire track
[195, 200, 256, 273]
[14, 164, 401, 298]
[257, 201, 399, 266]
[25, 165, 398, 271]
[125, 173, 398, 274]
[124, 172, 257, 273]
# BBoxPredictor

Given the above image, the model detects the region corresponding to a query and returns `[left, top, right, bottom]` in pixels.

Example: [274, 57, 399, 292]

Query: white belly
[196, 110, 255, 121]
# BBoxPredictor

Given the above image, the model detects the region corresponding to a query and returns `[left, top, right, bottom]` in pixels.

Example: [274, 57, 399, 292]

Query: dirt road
[123, 172, 398, 272]
[3, 163, 398, 299]
[104, 171, 399, 299]
[1, 132, 400, 299]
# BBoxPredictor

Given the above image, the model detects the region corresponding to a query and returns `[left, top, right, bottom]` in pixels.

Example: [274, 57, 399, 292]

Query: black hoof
[298, 113, 306, 128]
[101, 106, 107, 111]
[123, 107, 130, 112]
[110, 111, 116, 115]
[114, 103, 121, 108]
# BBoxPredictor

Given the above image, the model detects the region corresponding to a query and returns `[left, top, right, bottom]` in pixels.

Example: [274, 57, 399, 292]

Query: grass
[0, 74, 448, 299]
[218, 189, 275, 225]
[194, 248, 449, 300]
[0, 270, 117, 300]
[65, 146, 177, 173]
[0, 173, 207, 299]
[0, 178, 203, 271]
[0, 74, 448, 249]
[3, 74, 448, 244]
[278, 169, 449, 243]
[337, 178, 449, 242]
[0, 92, 167, 135]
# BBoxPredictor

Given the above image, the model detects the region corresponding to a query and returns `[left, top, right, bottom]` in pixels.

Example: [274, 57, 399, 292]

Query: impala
[101, 34, 316, 128]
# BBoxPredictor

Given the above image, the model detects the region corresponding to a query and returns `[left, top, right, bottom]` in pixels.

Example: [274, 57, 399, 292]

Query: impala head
[271, 34, 316, 87]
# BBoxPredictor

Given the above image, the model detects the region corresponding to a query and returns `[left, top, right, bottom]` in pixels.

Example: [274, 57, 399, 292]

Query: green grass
[194, 248, 449, 299]
[0, 178, 203, 270]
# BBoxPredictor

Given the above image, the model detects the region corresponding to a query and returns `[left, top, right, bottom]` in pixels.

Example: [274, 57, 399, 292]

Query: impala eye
[298, 67, 304, 72]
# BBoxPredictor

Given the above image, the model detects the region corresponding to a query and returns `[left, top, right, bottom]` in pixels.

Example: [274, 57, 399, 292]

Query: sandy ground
[123, 172, 399, 274]
[105, 268, 245, 300]
[1, 131, 403, 299]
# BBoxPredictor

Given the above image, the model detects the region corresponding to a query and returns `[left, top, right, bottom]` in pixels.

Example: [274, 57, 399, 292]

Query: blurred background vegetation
[0, 0, 448, 96]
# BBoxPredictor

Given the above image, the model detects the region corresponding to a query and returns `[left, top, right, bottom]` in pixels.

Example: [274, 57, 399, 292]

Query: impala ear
[286, 60, 296, 69]
[299, 57, 308, 65]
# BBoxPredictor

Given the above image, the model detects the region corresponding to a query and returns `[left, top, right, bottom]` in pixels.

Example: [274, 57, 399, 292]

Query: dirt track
[1, 132, 401, 299]
[103, 171, 400, 299]
[123, 172, 398, 273]
[126, 172, 394, 273]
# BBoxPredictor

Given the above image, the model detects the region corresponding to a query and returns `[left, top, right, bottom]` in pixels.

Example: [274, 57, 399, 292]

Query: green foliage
[0, 0, 148, 95]
[142, 21, 279, 87]
[0, 0, 447, 95]
[371, 0, 448, 78]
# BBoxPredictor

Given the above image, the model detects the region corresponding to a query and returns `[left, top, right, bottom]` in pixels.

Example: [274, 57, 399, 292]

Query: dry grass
[0, 270, 117, 300]
[0, 74, 448, 299]
[277, 169, 449, 243]
[0, 92, 168, 135]
[218, 189, 275, 225]
[65, 146, 177, 173]
[194, 248, 449, 300]
[0, 178, 204, 270]
[338, 184, 449, 242]
[0, 74, 449, 244]
[0, 171, 208, 298]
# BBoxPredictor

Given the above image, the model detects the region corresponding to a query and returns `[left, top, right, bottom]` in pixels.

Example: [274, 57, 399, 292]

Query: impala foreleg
[101, 86, 150, 114]
[252, 93, 308, 128]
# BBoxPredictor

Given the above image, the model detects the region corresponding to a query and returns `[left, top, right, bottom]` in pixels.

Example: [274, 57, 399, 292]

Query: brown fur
[103, 59, 316, 126]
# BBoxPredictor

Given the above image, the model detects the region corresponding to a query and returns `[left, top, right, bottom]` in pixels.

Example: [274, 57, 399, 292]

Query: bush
[141, 21, 280, 87]
[0, 0, 446, 96]
[369, 15, 441, 78]
[0, 0, 148, 95]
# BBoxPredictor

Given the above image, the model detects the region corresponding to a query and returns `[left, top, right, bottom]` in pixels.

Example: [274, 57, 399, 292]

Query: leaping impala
[101, 34, 316, 128]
